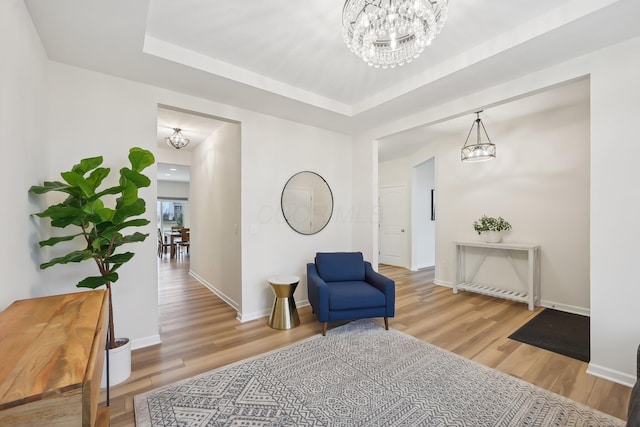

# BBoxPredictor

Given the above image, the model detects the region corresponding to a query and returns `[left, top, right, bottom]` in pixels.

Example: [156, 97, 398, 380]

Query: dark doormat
[508, 308, 590, 362]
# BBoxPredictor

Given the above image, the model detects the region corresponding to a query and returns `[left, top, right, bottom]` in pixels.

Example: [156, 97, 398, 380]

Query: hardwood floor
[105, 259, 632, 426]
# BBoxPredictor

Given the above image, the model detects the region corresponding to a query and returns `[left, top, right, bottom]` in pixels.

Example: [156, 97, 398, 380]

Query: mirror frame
[281, 171, 334, 235]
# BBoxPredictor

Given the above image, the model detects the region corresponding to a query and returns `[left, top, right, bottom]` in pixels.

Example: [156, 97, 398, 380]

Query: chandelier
[461, 111, 496, 162]
[342, 0, 449, 68]
[165, 128, 190, 150]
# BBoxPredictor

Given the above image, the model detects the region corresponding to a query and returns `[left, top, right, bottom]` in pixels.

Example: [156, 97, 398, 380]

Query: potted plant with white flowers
[473, 215, 512, 243]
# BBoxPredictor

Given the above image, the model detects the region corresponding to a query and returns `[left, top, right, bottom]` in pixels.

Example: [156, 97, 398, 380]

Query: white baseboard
[587, 362, 636, 387]
[131, 334, 161, 350]
[539, 300, 590, 316]
[237, 299, 310, 323]
[237, 308, 271, 323]
[189, 270, 240, 312]
[189, 271, 311, 324]
[411, 264, 435, 272]
[434, 279, 452, 287]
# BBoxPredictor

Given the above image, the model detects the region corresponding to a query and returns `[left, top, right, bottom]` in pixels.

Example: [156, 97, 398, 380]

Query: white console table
[453, 241, 540, 310]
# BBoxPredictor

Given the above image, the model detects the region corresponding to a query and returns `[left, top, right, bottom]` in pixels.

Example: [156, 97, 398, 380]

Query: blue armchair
[306, 252, 395, 336]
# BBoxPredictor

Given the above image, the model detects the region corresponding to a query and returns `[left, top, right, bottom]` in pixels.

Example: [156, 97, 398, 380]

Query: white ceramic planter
[483, 230, 502, 243]
[101, 338, 131, 388]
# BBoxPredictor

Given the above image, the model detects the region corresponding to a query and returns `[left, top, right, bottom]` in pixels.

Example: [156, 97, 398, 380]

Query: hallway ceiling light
[461, 111, 496, 162]
[342, 0, 449, 69]
[165, 128, 190, 150]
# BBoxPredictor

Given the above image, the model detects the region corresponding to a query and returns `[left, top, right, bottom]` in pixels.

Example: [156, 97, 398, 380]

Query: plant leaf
[99, 220, 149, 239]
[120, 167, 151, 188]
[36, 205, 87, 220]
[61, 171, 98, 197]
[117, 181, 139, 208]
[38, 234, 81, 247]
[95, 206, 116, 222]
[29, 181, 70, 194]
[129, 147, 155, 172]
[86, 167, 110, 189]
[78, 273, 118, 289]
[120, 218, 150, 228]
[93, 185, 124, 199]
[51, 216, 84, 228]
[71, 156, 103, 175]
[119, 232, 149, 244]
[106, 252, 135, 264]
[40, 250, 93, 269]
[113, 198, 146, 223]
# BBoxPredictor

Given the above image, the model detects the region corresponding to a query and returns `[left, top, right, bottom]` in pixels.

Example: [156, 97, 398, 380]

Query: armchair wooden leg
[322, 322, 327, 336]
[384, 317, 389, 330]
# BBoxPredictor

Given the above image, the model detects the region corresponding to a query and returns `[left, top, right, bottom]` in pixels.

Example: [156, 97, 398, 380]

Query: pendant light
[461, 111, 496, 162]
[165, 128, 190, 150]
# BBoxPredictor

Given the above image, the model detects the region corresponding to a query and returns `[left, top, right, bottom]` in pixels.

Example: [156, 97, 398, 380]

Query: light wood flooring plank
[105, 260, 632, 426]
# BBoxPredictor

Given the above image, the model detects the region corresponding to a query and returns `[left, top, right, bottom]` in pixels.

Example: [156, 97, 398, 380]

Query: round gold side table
[267, 275, 300, 330]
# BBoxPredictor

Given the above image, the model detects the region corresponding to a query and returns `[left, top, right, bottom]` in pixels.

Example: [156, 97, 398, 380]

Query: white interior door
[379, 186, 407, 267]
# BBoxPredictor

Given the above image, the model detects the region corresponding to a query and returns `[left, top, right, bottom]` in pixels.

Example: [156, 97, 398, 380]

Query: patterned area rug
[134, 320, 625, 426]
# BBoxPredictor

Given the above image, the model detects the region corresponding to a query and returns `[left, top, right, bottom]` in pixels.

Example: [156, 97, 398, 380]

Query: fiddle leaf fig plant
[29, 147, 155, 349]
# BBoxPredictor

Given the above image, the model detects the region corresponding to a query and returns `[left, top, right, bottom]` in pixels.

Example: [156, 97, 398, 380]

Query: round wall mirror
[281, 171, 333, 235]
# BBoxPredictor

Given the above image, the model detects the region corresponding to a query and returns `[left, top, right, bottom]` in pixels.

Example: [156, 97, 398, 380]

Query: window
[157, 200, 188, 232]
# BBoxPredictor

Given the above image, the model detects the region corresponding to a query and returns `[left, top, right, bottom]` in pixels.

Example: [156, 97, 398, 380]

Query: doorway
[156, 104, 242, 311]
[379, 185, 407, 266]
[411, 157, 435, 270]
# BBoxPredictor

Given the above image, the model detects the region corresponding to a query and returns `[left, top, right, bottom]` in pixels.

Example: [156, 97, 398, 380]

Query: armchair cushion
[315, 252, 365, 282]
[327, 281, 386, 310]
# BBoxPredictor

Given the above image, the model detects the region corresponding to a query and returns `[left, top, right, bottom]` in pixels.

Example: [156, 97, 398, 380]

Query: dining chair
[157, 228, 172, 258]
[177, 229, 190, 259]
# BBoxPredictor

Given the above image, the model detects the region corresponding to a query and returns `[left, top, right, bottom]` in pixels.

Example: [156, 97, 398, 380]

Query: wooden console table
[453, 241, 540, 310]
[0, 290, 109, 426]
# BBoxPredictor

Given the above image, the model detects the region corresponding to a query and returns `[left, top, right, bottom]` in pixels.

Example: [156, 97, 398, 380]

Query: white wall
[156, 145, 191, 166]
[0, 0, 49, 309]
[190, 122, 242, 311]
[240, 115, 353, 320]
[44, 63, 161, 349]
[589, 37, 640, 385]
[157, 180, 189, 200]
[352, 136, 379, 264]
